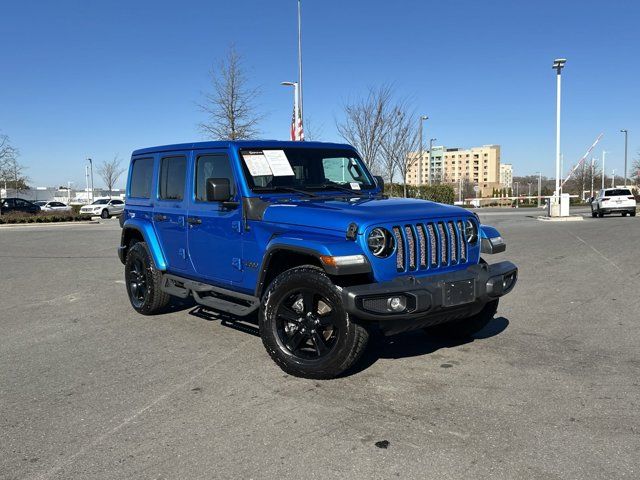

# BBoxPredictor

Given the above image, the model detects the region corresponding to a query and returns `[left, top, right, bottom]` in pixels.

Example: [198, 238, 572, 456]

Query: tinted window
[111, 200, 124, 205]
[605, 189, 632, 197]
[16, 199, 30, 207]
[130, 157, 154, 198]
[159, 156, 186, 200]
[92, 199, 109, 205]
[195, 154, 235, 202]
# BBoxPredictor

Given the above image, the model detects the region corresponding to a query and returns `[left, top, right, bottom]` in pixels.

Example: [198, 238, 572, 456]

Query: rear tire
[591, 210, 597, 218]
[631, 211, 636, 217]
[125, 242, 170, 315]
[424, 300, 499, 339]
[259, 265, 369, 379]
[598, 211, 604, 218]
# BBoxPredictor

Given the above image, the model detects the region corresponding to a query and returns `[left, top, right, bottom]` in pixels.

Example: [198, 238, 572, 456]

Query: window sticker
[350, 182, 361, 190]
[263, 149, 295, 177]
[242, 151, 272, 177]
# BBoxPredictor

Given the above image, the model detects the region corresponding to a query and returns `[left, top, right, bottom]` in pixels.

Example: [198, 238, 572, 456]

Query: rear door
[153, 153, 190, 273]
[187, 150, 243, 284]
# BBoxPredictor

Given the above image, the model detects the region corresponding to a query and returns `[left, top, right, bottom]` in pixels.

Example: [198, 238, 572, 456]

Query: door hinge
[232, 220, 242, 233]
[232, 258, 242, 271]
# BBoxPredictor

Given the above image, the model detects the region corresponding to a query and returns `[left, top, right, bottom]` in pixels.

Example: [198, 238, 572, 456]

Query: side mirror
[206, 178, 232, 202]
[374, 175, 385, 191]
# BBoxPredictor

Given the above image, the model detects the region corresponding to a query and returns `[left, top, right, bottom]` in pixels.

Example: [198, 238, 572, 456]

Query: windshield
[92, 199, 109, 205]
[239, 148, 376, 194]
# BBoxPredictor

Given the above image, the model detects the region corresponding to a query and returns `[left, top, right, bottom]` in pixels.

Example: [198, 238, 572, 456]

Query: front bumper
[342, 261, 517, 335]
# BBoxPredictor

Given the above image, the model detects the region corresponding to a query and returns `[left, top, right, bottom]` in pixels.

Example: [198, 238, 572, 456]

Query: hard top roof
[132, 140, 355, 156]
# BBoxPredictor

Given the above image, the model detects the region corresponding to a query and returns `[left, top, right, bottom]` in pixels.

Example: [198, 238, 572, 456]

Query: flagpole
[297, 0, 304, 137]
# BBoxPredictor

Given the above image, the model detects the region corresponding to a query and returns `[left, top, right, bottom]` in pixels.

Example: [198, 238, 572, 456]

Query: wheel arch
[119, 219, 167, 270]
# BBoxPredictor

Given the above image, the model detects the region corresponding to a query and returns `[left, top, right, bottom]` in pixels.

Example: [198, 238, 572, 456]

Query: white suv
[591, 188, 637, 218]
[80, 198, 125, 219]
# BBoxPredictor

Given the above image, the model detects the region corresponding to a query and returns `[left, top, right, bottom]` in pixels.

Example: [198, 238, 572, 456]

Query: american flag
[290, 105, 304, 141]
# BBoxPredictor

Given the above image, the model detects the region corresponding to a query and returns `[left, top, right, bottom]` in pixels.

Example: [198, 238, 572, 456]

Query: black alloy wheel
[275, 289, 339, 359]
[128, 257, 148, 309]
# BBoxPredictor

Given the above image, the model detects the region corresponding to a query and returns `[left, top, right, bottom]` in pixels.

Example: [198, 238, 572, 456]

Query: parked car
[118, 141, 518, 379]
[590, 188, 637, 217]
[0, 197, 41, 214]
[80, 198, 125, 219]
[33, 201, 72, 213]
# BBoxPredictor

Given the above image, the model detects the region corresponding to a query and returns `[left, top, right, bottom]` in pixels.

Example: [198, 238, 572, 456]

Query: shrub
[384, 183, 455, 204]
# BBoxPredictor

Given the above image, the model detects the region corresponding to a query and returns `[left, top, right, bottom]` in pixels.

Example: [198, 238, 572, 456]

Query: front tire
[101, 209, 110, 219]
[260, 265, 369, 379]
[125, 242, 170, 315]
[424, 300, 499, 338]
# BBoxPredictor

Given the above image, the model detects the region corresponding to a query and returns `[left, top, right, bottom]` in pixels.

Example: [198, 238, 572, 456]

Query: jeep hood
[260, 197, 472, 233]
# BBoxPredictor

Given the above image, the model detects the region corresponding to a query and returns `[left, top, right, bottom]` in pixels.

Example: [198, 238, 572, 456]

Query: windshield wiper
[311, 183, 367, 196]
[253, 186, 319, 198]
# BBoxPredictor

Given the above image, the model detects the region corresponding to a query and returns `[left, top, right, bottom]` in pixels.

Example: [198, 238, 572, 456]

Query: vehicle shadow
[171, 298, 509, 377]
[345, 316, 510, 376]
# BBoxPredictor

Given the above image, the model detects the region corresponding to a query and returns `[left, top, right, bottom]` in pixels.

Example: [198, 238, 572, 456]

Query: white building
[500, 164, 513, 189]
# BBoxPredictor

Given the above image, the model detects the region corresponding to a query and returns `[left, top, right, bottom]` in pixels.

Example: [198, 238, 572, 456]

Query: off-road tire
[260, 265, 369, 379]
[424, 299, 499, 338]
[101, 209, 110, 219]
[125, 241, 170, 315]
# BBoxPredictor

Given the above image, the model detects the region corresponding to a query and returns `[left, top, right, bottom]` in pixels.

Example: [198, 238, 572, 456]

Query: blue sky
[1, 0, 639, 188]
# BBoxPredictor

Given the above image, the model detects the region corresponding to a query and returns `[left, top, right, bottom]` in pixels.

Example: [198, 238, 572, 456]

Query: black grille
[392, 219, 470, 272]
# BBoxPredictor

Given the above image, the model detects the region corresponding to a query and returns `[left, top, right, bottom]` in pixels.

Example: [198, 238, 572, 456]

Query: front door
[153, 153, 190, 272]
[187, 150, 243, 284]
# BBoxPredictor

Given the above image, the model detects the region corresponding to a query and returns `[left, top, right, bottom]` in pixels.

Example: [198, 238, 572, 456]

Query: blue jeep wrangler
[118, 141, 517, 379]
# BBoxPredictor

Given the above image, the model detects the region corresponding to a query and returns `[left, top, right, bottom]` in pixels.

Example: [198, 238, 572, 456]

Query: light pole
[88, 158, 94, 203]
[620, 129, 628, 186]
[536, 171, 542, 207]
[611, 169, 615, 188]
[590, 157, 595, 198]
[429, 138, 436, 185]
[67, 181, 74, 205]
[297, 0, 304, 134]
[514, 181, 519, 207]
[418, 116, 428, 185]
[601, 151, 606, 190]
[528, 182, 532, 199]
[281, 81, 300, 140]
[552, 58, 566, 214]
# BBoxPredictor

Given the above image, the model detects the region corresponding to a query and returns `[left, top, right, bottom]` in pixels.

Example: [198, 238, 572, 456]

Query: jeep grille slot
[392, 227, 404, 271]
[404, 225, 416, 270]
[416, 224, 427, 268]
[457, 220, 467, 262]
[390, 218, 469, 273]
[437, 222, 448, 266]
[447, 221, 458, 264]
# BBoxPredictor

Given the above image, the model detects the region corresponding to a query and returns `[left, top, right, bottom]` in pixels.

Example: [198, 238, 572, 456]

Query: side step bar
[161, 274, 260, 317]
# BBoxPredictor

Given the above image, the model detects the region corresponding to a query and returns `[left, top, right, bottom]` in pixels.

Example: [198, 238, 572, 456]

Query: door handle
[154, 214, 168, 222]
[187, 216, 202, 225]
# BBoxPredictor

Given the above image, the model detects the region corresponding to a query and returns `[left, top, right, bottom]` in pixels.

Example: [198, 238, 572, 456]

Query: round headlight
[464, 219, 478, 244]
[368, 227, 394, 257]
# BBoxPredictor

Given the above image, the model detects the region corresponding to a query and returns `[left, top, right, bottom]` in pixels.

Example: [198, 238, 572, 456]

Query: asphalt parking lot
[1, 209, 639, 479]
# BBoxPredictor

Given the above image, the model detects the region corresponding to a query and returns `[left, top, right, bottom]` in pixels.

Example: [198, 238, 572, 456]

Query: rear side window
[159, 156, 186, 200]
[605, 189, 632, 197]
[130, 157, 154, 198]
[195, 154, 236, 202]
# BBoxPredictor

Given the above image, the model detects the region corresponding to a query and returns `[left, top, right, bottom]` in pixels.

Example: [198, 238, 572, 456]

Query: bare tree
[0, 134, 29, 197]
[380, 105, 420, 197]
[199, 46, 263, 140]
[631, 151, 640, 185]
[336, 85, 394, 172]
[303, 117, 324, 142]
[98, 155, 125, 197]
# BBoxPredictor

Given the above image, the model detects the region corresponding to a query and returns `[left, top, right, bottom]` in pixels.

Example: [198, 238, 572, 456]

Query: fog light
[387, 296, 407, 312]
